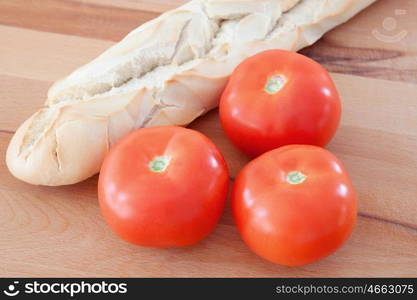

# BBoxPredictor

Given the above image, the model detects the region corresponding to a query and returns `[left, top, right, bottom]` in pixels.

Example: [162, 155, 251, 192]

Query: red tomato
[98, 126, 229, 247]
[232, 145, 356, 266]
[220, 49, 341, 157]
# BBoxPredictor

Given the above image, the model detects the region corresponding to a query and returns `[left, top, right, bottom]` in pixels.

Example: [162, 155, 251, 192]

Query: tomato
[232, 145, 356, 266]
[98, 126, 229, 247]
[220, 49, 341, 157]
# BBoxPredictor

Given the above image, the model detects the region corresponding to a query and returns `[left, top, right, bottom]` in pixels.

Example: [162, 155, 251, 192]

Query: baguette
[6, 0, 377, 186]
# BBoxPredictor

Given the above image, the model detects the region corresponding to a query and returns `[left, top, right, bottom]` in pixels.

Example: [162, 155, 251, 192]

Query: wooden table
[0, 0, 416, 277]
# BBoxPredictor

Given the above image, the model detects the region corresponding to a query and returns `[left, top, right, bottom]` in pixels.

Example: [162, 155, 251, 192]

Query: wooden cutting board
[0, 0, 416, 277]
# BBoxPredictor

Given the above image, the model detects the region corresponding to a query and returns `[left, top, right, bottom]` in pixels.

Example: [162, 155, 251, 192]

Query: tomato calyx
[148, 156, 171, 173]
[286, 171, 307, 185]
[264, 74, 286, 95]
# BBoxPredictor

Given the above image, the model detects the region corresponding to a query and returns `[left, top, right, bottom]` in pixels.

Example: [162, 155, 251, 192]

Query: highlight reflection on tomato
[98, 126, 229, 247]
[232, 145, 357, 266]
[220, 49, 341, 157]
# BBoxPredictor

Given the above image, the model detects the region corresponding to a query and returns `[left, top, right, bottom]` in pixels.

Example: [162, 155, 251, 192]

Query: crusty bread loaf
[6, 0, 377, 186]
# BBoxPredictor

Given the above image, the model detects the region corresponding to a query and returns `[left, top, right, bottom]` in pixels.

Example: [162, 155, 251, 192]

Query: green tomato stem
[149, 156, 171, 173]
[286, 171, 307, 185]
[264, 75, 286, 95]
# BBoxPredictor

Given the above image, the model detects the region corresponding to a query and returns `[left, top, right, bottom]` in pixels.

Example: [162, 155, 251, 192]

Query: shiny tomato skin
[232, 145, 357, 266]
[98, 126, 229, 247]
[220, 49, 341, 157]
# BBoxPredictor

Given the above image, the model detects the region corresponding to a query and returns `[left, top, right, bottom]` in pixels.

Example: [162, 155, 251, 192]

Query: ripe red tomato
[232, 145, 357, 266]
[98, 126, 229, 247]
[220, 49, 341, 157]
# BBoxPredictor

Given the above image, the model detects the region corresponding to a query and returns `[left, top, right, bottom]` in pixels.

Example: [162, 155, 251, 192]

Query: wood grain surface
[0, 0, 416, 277]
